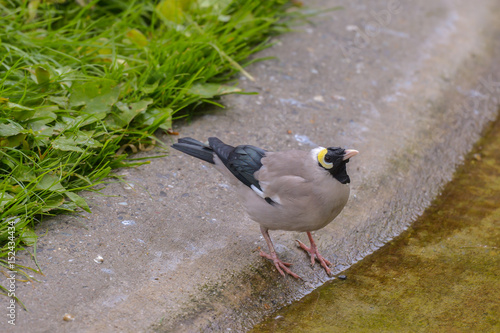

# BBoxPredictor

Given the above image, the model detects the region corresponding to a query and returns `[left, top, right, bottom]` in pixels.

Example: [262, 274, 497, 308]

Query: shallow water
[252, 116, 500, 332]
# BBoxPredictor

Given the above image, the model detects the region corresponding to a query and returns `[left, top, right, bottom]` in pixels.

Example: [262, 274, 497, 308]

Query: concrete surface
[4, 0, 500, 332]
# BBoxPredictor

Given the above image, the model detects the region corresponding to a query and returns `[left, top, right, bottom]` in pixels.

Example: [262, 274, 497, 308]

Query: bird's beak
[343, 149, 359, 161]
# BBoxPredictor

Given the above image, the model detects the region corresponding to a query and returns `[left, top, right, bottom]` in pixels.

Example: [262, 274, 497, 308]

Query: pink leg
[296, 232, 332, 275]
[259, 226, 301, 279]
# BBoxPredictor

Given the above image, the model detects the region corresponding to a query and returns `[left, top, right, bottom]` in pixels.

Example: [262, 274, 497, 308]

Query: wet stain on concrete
[252, 112, 500, 332]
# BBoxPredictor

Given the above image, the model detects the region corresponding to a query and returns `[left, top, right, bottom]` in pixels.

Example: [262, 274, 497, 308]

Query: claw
[296, 232, 332, 276]
[260, 250, 302, 279]
[259, 226, 302, 279]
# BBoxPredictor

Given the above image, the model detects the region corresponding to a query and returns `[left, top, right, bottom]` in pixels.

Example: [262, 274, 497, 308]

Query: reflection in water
[253, 115, 500, 332]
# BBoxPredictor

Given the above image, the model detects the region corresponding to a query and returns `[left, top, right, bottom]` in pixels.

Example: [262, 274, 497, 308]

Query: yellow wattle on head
[317, 148, 333, 169]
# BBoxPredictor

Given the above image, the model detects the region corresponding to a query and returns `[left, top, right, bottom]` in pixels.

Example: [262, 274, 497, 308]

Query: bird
[171, 137, 358, 279]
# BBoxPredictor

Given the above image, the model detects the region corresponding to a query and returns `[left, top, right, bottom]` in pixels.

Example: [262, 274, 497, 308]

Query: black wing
[208, 137, 266, 191]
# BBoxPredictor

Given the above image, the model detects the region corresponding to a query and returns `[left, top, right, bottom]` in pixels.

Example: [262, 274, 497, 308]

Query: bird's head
[312, 147, 359, 184]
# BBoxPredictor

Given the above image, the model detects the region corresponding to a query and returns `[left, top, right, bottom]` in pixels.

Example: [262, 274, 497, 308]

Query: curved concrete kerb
[9, 0, 500, 332]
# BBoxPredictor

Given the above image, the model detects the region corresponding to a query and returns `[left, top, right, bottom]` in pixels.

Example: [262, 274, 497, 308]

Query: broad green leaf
[41, 193, 65, 212]
[20, 228, 37, 247]
[69, 79, 120, 114]
[72, 131, 103, 148]
[51, 137, 84, 152]
[0, 134, 26, 148]
[36, 174, 66, 193]
[140, 81, 159, 94]
[13, 165, 36, 182]
[52, 119, 70, 132]
[218, 14, 231, 22]
[159, 117, 173, 131]
[0, 192, 14, 208]
[53, 66, 77, 89]
[28, 107, 58, 131]
[32, 127, 54, 147]
[10, 110, 36, 121]
[27, 0, 40, 22]
[79, 112, 108, 127]
[5, 102, 34, 111]
[47, 96, 69, 109]
[35, 66, 50, 84]
[51, 131, 102, 152]
[156, 0, 192, 23]
[106, 98, 153, 129]
[126, 29, 149, 47]
[65, 192, 90, 212]
[58, 202, 78, 211]
[188, 83, 242, 98]
[136, 107, 172, 130]
[0, 121, 24, 136]
[198, 0, 232, 11]
[59, 115, 80, 127]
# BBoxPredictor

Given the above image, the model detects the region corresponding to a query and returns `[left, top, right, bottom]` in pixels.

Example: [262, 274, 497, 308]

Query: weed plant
[0, 0, 299, 298]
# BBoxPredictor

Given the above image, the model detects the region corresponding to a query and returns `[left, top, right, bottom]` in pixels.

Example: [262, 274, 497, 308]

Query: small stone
[63, 313, 75, 321]
[94, 255, 104, 264]
[337, 274, 347, 280]
[473, 153, 482, 161]
[121, 220, 136, 226]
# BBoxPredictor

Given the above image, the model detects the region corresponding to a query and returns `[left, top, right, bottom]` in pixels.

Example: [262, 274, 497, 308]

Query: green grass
[0, 0, 301, 298]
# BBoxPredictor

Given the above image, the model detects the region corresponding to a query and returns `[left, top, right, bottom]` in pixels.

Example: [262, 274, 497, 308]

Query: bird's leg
[296, 232, 332, 275]
[259, 226, 301, 279]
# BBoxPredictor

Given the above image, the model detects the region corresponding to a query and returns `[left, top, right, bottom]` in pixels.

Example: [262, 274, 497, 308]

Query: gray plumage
[216, 150, 349, 232]
[171, 137, 358, 278]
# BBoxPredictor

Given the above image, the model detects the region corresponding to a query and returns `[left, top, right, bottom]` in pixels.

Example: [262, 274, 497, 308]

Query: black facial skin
[321, 147, 351, 184]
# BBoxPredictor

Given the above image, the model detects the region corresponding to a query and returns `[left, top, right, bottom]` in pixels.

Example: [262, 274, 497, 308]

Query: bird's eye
[317, 148, 333, 169]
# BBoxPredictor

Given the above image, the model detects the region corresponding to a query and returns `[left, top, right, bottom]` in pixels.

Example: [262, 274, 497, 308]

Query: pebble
[63, 313, 75, 321]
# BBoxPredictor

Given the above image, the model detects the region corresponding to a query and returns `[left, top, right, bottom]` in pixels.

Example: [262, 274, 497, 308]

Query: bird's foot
[296, 240, 332, 276]
[259, 250, 302, 279]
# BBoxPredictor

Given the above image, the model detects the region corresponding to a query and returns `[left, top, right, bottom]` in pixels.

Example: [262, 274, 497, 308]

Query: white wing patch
[250, 185, 265, 198]
[269, 195, 282, 205]
[251, 185, 282, 205]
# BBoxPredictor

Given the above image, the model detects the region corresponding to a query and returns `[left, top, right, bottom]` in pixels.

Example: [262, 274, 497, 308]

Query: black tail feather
[171, 137, 215, 164]
[208, 137, 235, 165]
[172, 137, 274, 204]
[177, 137, 209, 147]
